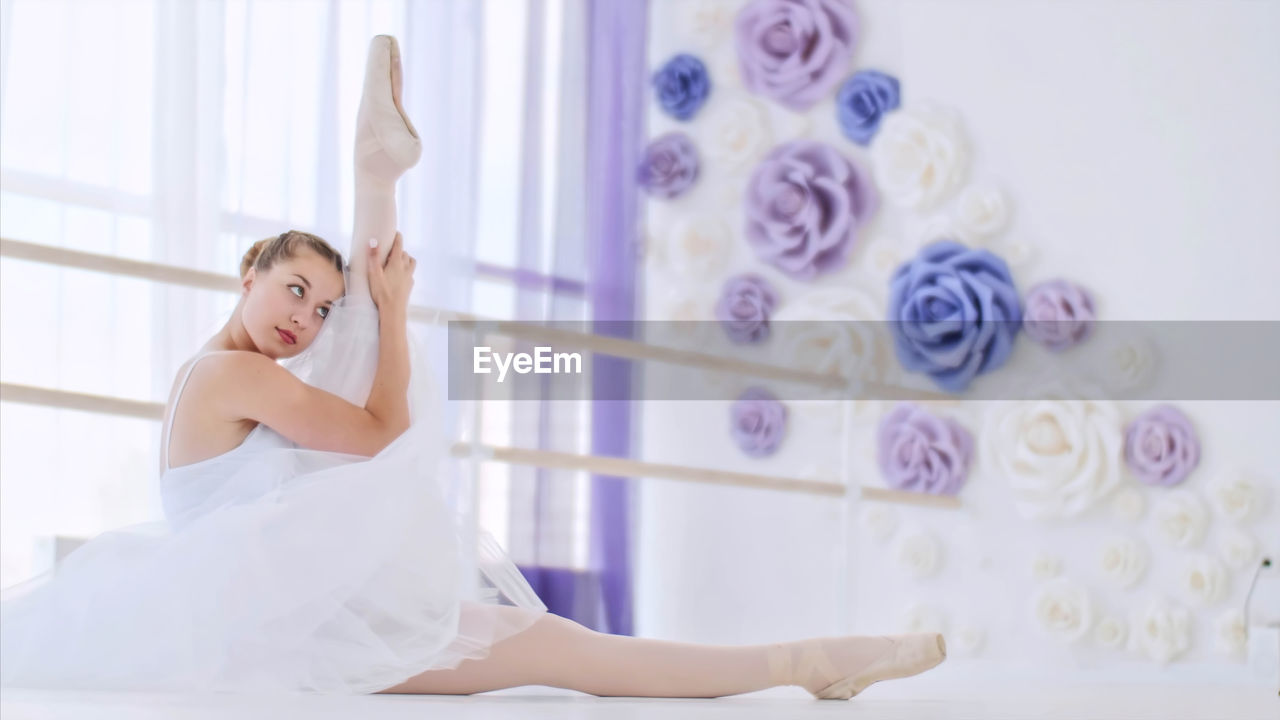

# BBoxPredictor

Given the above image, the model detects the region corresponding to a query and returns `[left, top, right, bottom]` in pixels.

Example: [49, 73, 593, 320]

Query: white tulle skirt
[0, 298, 547, 694]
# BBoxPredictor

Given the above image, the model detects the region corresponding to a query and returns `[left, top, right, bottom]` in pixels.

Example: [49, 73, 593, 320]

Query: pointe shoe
[355, 35, 422, 182]
[813, 633, 946, 700]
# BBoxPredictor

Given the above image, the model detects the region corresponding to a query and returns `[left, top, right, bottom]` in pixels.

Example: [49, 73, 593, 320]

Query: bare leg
[376, 605, 944, 699]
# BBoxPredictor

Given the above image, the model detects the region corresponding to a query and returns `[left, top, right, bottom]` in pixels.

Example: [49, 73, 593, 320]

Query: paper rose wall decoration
[638, 133, 700, 199]
[1099, 536, 1148, 589]
[715, 273, 778, 344]
[734, 0, 859, 111]
[1180, 553, 1228, 607]
[901, 602, 947, 634]
[1133, 598, 1192, 664]
[836, 69, 901, 145]
[1213, 609, 1247, 659]
[745, 140, 877, 280]
[1031, 552, 1064, 581]
[876, 403, 973, 496]
[1152, 489, 1209, 549]
[653, 54, 711, 121]
[1218, 528, 1258, 571]
[658, 214, 731, 280]
[1031, 578, 1093, 644]
[888, 241, 1022, 393]
[694, 96, 772, 172]
[1110, 487, 1147, 523]
[1209, 468, 1268, 524]
[1124, 404, 1201, 487]
[1022, 279, 1096, 352]
[729, 386, 788, 457]
[953, 185, 1011, 240]
[1093, 616, 1128, 649]
[894, 528, 943, 578]
[771, 286, 884, 385]
[983, 383, 1124, 519]
[870, 104, 970, 210]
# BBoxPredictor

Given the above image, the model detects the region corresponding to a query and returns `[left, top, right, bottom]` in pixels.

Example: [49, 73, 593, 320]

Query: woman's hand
[367, 231, 416, 314]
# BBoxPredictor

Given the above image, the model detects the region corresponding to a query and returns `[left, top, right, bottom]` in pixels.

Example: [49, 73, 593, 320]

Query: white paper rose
[869, 104, 970, 211]
[1132, 598, 1192, 664]
[1086, 330, 1158, 392]
[895, 529, 942, 579]
[1094, 616, 1128, 649]
[1213, 608, 1247, 660]
[995, 237, 1035, 269]
[1218, 528, 1259, 571]
[1032, 578, 1093, 644]
[1152, 489, 1209, 549]
[1100, 536, 1148, 589]
[901, 602, 947, 634]
[954, 185, 1010, 240]
[859, 504, 899, 544]
[771, 287, 885, 385]
[694, 95, 772, 173]
[1031, 552, 1063, 581]
[657, 214, 731, 281]
[953, 624, 985, 656]
[677, 0, 742, 46]
[1110, 487, 1147, 523]
[984, 384, 1125, 520]
[1209, 468, 1269, 524]
[1181, 553, 1228, 607]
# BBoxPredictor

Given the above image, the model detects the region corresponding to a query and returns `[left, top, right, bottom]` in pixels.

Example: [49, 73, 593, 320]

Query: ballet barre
[0, 236, 962, 510]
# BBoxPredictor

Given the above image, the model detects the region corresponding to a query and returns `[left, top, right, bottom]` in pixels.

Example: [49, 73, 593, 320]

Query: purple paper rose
[744, 140, 877, 280]
[888, 240, 1022, 393]
[1023, 279, 1096, 352]
[1124, 405, 1201, 487]
[730, 386, 788, 457]
[716, 274, 779, 344]
[637, 132, 700, 199]
[836, 69, 901, 146]
[653, 54, 711, 121]
[735, 0, 859, 111]
[877, 403, 973, 496]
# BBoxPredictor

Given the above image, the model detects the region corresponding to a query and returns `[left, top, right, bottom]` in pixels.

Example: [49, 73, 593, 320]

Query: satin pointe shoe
[355, 35, 423, 183]
[769, 632, 947, 700]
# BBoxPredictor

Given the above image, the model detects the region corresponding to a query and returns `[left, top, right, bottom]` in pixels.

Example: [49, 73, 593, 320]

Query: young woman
[0, 36, 945, 700]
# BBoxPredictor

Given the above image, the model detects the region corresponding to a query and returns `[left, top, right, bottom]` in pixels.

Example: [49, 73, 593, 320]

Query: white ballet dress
[0, 298, 547, 694]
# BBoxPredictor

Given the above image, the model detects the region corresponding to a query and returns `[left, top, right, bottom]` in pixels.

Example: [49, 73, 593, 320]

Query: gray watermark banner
[446, 320, 1280, 402]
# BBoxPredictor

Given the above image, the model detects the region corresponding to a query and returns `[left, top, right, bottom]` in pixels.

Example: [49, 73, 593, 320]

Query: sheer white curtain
[0, 0, 481, 588]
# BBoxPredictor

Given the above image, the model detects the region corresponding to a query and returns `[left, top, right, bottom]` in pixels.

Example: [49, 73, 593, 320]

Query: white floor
[2, 684, 1275, 720]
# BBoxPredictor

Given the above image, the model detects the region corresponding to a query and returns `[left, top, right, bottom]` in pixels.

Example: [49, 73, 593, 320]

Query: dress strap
[163, 353, 216, 473]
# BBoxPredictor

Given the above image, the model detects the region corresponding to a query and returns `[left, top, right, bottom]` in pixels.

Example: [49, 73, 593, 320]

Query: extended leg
[375, 604, 944, 699]
[347, 35, 421, 305]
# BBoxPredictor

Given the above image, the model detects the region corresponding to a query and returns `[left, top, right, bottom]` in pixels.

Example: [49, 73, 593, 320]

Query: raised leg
[346, 34, 422, 306]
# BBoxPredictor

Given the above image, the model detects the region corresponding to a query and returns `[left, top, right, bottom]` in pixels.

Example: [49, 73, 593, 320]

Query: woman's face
[241, 250, 345, 358]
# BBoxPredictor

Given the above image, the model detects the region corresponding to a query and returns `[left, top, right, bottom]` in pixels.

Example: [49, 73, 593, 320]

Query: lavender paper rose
[735, 0, 859, 111]
[744, 140, 877, 280]
[653, 54, 711, 121]
[1125, 405, 1201, 487]
[888, 240, 1022, 393]
[638, 132, 700, 199]
[730, 386, 788, 457]
[878, 403, 973, 496]
[836, 69, 900, 146]
[1023, 279, 1096, 352]
[716, 273, 779, 344]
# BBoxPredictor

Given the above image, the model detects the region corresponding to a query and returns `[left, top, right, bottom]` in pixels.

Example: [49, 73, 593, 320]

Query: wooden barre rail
[0, 382, 960, 509]
[0, 237, 954, 399]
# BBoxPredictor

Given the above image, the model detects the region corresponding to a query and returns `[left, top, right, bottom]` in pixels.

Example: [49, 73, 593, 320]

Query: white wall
[637, 0, 1280, 692]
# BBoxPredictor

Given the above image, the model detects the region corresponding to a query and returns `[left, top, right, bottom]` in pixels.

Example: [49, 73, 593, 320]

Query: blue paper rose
[653, 54, 711, 121]
[888, 240, 1022, 392]
[836, 69, 900, 145]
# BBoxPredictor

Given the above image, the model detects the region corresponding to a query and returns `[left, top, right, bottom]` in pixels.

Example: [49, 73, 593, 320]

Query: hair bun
[240, 238, 271, 278]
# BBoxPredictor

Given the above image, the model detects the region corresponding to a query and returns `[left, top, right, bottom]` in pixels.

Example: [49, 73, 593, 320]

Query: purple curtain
[508, 0, 647, 636]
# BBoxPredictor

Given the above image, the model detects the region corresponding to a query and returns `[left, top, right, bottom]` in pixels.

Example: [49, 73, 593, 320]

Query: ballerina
[0, 36, 947, 699]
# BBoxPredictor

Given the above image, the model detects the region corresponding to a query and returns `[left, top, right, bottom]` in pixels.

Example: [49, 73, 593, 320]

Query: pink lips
[277, 328, 297, 345]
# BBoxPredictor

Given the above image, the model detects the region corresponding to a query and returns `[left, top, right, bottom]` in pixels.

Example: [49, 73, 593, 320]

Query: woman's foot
[355, 35, 422, 184]
[767, 633, 947, 700]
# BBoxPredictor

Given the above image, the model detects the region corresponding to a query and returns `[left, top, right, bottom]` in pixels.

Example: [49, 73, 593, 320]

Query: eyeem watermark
[474, 346, 583, 382]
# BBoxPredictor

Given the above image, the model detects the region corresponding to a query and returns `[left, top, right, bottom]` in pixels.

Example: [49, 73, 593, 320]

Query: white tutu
[0, 298, 547, 694]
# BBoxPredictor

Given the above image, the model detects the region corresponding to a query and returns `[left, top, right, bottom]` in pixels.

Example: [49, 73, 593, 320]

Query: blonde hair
[240, 230, 345, 280]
